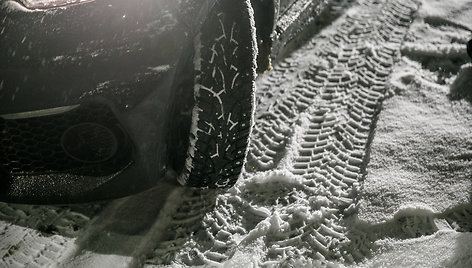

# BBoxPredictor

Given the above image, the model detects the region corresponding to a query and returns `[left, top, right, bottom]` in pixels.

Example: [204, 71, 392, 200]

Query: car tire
[170, 0, 257, 189]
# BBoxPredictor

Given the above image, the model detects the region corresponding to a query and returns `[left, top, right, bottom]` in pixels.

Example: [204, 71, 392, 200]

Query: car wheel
[169, 0, 257, 188]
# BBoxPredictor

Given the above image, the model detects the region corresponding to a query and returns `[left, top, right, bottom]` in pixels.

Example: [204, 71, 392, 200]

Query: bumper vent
[0, 103, 132, 177]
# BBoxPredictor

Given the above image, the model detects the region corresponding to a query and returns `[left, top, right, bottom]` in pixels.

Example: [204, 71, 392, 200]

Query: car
[0, 0, 328, 204]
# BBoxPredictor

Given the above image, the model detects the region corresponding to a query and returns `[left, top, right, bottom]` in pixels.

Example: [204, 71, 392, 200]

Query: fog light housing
[61, 122, 118, 164]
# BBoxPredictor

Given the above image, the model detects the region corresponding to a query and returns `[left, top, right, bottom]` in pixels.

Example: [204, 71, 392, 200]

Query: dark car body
[1, 0, 218, 203]
[0, 0, 328, 204]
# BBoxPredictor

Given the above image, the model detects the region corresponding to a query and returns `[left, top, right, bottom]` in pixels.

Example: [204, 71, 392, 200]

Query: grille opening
[0, 166, 10, 194]
[0, 103, 132, 177]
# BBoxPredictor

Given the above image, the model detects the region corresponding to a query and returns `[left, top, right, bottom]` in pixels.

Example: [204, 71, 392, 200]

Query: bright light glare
[20, 0, 94, 9]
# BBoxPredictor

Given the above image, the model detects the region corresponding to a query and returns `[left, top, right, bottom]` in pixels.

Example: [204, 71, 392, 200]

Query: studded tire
[175, 0, 257, 189]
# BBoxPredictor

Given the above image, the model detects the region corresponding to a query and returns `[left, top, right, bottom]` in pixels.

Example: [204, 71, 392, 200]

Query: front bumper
[0, 0, 217, 203]
[0, 92, 173, 204]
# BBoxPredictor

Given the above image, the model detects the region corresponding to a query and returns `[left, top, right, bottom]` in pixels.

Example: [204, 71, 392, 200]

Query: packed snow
[0, 0, 471, 267]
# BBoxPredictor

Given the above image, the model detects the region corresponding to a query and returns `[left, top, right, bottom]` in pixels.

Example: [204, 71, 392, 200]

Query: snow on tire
[178, 0, 257, 188]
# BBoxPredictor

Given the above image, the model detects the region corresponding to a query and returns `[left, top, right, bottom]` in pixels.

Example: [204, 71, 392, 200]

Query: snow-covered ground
[1, 0, 471, 267]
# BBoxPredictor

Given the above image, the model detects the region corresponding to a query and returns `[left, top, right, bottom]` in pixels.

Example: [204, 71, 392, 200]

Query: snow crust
[356, 0, 472, 265]
[358, 2, 472, 222]
[359, 231, 472, 268]
[0, 0, 471, 267]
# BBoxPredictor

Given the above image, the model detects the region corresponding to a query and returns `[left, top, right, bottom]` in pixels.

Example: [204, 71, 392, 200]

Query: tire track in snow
[144, 0, 420, 266]
[5, 0, 470, 266]
[57, 184, 188, 267]
[0, 202, 100, 267]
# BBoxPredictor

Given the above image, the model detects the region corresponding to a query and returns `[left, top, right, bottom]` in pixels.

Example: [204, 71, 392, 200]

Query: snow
[147, 65, 171, 73]
[355, 0, 472, 265]
[0, 0, 471, 267]
[418, 0, 472, 32]
[358, 58, 472, 222]
[358, 0, 472, 222]
[358, 231, 472, 268]
[177, 33, 202, 186]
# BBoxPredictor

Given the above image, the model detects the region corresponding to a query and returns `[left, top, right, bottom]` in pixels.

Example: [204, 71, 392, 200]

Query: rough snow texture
[178, 33, 202, 186]
[1, 0, 471, 267]
[357, 58, 472, 224]
[0, 203, 100, 266]
[355, 0, 472, 265]
[358, 0, 472, 224]
[147, 0, 420, 265]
